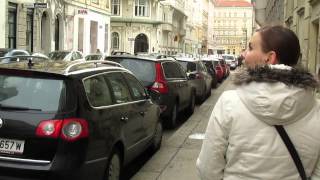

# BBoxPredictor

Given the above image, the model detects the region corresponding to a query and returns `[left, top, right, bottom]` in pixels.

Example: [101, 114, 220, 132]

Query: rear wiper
[0, 104, 42, 111]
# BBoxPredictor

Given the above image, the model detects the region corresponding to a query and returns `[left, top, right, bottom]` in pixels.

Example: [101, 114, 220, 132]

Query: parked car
[85, 53, 107, 61]
[175, 57, 212, 103]
[219, 57, 230, 78]
[212, 58, 224, 82]
[0, 49, 30, 64]
[48, 50, 83, 61]
[106, 55, 196, 128]
[201, 57, 218, 88]
[222, 54, 237, 70]
[0, 60, 162, 180]
[31, 52, 49, 61]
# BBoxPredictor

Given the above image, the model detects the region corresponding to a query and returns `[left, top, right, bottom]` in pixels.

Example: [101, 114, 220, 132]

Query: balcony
[162, 23, 173, 32]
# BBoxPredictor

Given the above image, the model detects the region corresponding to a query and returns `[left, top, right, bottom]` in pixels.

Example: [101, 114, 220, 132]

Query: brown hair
[257, 25, 300, 66]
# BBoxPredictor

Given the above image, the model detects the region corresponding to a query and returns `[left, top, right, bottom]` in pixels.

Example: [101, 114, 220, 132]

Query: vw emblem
[0, 118, 3, 128]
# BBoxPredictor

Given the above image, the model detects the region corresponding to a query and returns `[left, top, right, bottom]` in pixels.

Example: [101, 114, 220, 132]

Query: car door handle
[120, 116, 129, 122]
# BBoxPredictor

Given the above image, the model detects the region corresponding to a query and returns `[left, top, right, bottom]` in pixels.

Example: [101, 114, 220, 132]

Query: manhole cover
[188, 133, 205, 140]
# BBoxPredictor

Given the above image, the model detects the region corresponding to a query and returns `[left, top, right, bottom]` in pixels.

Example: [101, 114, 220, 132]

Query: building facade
[110, 0, 187, 55]
[1, 0, 111, 55]
[65, 0, 111, 55]
[212, 0, 254, 55]
[254, 0, 320, 76]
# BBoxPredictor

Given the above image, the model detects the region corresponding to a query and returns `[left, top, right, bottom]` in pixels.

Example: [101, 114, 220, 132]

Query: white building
[64, 0, 111, 55]
[110, 0, 187, 55]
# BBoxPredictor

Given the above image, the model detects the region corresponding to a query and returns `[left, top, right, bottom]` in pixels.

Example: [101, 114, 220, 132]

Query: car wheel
[150, 121, 163, 152]
[167, 103, 178, 128]
[187, 92, 196, 115]
[105, 149, 122, 180]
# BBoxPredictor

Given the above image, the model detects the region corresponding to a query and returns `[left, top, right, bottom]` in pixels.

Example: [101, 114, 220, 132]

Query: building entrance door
[134, 33, 148, 54]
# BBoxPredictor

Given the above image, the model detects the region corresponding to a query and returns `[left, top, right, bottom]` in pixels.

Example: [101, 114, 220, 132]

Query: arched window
[111, 32, 119, 49]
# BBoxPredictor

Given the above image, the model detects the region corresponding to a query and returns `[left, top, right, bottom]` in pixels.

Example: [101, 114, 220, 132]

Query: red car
[213, 58, 224, 82]
[218, 58, 230, 78]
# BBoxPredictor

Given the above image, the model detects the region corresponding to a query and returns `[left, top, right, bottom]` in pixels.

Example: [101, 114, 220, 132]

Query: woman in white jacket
[196, 25, 320, 180]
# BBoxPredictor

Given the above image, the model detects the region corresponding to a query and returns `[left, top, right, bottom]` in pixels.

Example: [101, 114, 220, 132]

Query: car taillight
[150, 63, 168, 94]
[36, 118, 88, 142]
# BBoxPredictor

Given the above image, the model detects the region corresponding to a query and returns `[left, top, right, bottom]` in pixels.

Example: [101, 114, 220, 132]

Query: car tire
[187, 92, 196, 115]
[167, 103, 178, 128]
[105, 148, 122, 180]
[150, 121, 163, 152]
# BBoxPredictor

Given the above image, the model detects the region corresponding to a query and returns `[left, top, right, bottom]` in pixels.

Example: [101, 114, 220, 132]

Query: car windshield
[48, 52, 69, 60]
[222, 55, 234, 60]
[178, 61, 197, 72]
[85, 55, 102, 61]
[0, 75, 66, 112]
[108, 58, 156, 86]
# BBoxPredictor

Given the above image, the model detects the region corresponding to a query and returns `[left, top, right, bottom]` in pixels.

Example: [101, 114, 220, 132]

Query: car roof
[175, 57, 200, 62]
[0, 60, 127, 77]
[106, 55, 176, 62]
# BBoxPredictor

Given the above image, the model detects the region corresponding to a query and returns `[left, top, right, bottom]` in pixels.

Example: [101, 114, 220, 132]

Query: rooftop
[214, 0, 253, 7]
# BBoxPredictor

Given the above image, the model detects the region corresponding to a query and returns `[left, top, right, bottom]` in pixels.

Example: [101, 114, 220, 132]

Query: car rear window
[108, 58, 155, 86]
[48, 52, 69, 60]
[178, 61, 197, 72]
[0, 75, 66, 112]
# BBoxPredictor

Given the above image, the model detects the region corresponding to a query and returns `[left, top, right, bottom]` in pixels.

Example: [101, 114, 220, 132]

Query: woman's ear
[266, 51, 278, 64]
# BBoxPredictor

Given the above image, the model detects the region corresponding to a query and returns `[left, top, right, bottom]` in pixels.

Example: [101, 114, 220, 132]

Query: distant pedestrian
[96, 48, 101, 54]
[197, 25, 320, 180]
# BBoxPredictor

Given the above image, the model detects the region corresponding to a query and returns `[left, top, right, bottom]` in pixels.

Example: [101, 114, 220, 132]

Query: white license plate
[0, 138, 25, 154]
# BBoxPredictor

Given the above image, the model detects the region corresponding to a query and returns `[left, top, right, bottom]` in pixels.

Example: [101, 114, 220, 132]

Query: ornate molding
[309, 0, 320, 6]
[285, 16, 293, 26]
[297, 7, 305, 16]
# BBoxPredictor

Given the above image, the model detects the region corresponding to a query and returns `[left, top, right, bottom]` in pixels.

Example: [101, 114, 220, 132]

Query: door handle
[120, 116, 129, 122]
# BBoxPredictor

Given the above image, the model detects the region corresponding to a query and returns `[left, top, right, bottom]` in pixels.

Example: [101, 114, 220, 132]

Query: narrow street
[122, 73, 236, 180]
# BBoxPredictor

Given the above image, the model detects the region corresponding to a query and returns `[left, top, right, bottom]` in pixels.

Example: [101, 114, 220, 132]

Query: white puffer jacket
[197, 65, 320, 180]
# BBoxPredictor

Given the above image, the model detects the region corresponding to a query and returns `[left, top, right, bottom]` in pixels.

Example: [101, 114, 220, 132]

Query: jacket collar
[232, 64, 319, 89]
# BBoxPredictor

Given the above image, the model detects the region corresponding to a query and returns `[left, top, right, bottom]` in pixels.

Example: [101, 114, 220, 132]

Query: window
[135, 0, 149, 17]
[162, 62, 185, 79]
[123, 73, 146, 101]
[26, 9, 33, 52]
[111, 32, 119, 49]
[112, 0, 120, 15]
[8, 3, 17, 49]
[84, 75, 113, 107]
[106, 73, 131, 104]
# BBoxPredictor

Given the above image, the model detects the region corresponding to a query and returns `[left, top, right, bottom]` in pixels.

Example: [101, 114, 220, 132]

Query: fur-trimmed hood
[233, 65, 319, 125]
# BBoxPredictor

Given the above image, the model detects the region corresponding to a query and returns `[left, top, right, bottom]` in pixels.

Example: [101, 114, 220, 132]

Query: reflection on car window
[123, 73, 146, 101]
[48, 52, 69, 60]
[105, 73, 131, 104]
[0, 75, 65, 111]
[83, 75, 112, 107]
[109, 58, 155, 86]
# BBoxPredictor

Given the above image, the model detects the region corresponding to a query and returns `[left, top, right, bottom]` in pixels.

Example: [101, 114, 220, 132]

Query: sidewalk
[131, 78, 233, 180]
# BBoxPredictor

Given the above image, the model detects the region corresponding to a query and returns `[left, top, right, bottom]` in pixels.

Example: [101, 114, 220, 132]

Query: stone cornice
[297, 6, 305, 16]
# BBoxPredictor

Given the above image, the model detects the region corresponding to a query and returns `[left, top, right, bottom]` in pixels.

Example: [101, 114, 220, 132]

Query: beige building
[110, 0, 187, 55]
[254, 0, 320, 76]
[212, 0, 254, 55]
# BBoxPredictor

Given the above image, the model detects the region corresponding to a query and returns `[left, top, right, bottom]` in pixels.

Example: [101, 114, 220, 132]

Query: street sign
[34, 3, 48, 8]
[78, 9, 88, 15]
[23, 3, 34, 8]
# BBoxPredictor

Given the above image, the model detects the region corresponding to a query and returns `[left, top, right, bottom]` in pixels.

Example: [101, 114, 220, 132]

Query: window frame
[134, 0, 150, 17]
[111, 32, 120, 49]
[111, 0, 121, 16]
[8, 2, 17, 49]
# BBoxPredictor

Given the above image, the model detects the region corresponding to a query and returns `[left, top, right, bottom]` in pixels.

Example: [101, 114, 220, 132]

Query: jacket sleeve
[311, 155, 320, 180]
[196, 93, 230, 180]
